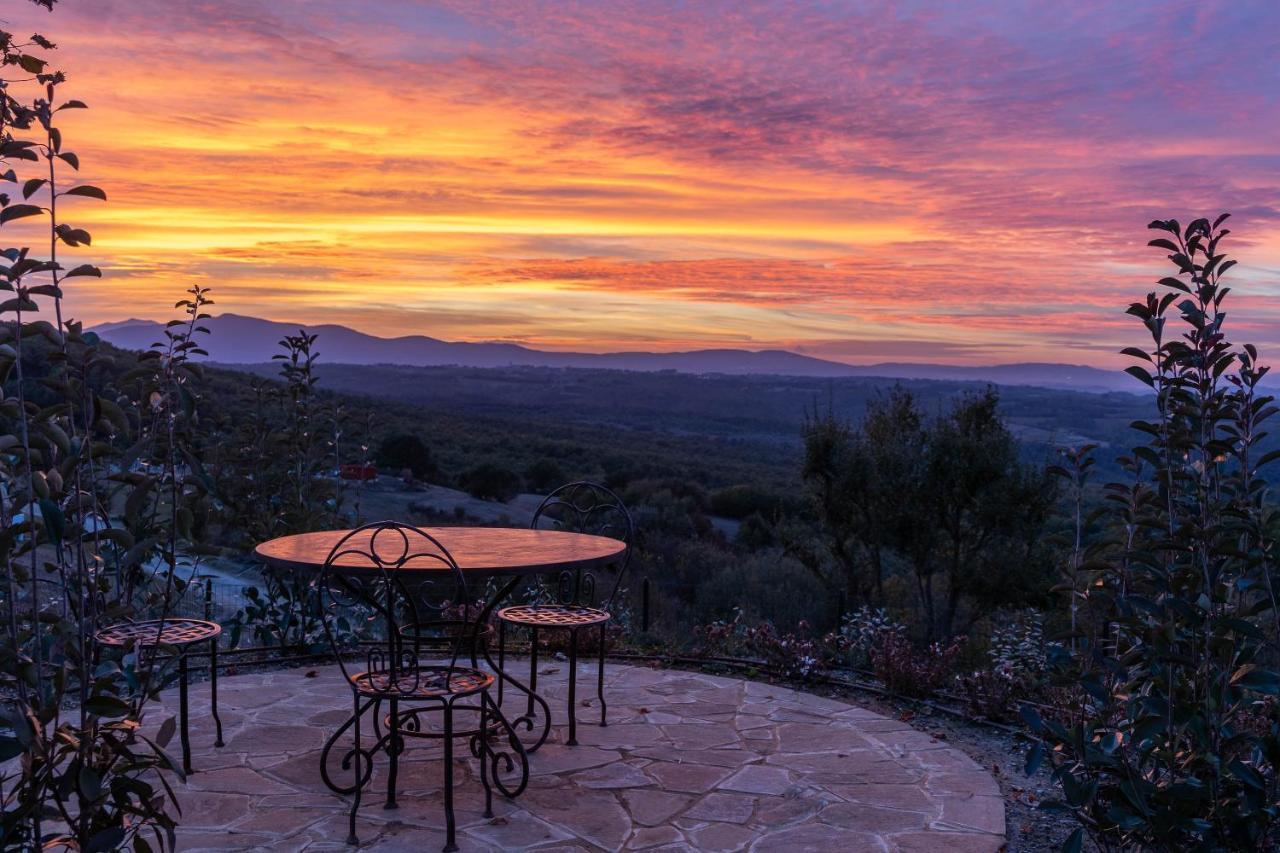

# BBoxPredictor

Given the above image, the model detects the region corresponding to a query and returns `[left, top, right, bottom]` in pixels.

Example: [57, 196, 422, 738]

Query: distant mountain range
[90, 313, 1138, 393]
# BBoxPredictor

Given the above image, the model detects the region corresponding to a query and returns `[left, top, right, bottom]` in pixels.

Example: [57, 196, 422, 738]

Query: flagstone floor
[159, 660, 1004, 852]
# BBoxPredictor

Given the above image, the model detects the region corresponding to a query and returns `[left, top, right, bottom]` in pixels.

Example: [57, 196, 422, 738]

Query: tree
[522, 457, 564, 492]
[917, 389, 1056, 639]
[800, 387, 1054, 640]
[377, 433, 437, 481]
[459, 462, 522, 502]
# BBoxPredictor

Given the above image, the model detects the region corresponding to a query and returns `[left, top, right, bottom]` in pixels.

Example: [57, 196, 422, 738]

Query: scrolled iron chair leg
[597, 622, 608, 727]
[179, 652, 192, 775]
[443, 700, 458, 853]
[348, 691, 362, 846]
[210, 638, 225, 747]
[567, 628, 579, 746]
[385, 697, 399, 810]
[497, 619, 506, 707]
[478, 694, 494, 819]
[527, 627, 538, 719]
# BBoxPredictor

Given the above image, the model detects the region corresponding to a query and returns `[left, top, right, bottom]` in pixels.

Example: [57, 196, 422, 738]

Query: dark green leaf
[78, 765, 102, 800]
[1025, 741, 1044, 776]
[1228, 759, 1265, 790]
[157, 715, 176, 748]
[38, 498, 64, 546]
[83, 695, 130, 718]
[86, 827, 125, 853]
[62, 184, 107, 201]
[0, 204, 43, 225]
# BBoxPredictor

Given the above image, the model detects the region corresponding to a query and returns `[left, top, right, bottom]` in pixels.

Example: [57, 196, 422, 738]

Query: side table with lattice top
[94, 618, 225, 774]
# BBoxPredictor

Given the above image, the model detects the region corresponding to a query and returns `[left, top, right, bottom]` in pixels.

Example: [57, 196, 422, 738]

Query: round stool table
[94, 618, 225, 774]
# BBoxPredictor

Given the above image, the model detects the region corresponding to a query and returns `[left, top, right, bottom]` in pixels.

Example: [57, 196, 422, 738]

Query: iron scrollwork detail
[469, 691, 531, 803]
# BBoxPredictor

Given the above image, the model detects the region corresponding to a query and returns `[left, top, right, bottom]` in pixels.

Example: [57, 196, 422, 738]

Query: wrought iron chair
[496, 482, 634, 746]
[93, 617, 224, 774]
[313, 521, 528, 852]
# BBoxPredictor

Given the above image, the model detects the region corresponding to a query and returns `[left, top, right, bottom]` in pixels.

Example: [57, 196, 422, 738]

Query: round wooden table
[253, 526, 627, 578]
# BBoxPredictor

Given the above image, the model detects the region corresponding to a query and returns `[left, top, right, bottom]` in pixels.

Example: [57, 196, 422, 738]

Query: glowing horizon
[6, 0, 1280, 366]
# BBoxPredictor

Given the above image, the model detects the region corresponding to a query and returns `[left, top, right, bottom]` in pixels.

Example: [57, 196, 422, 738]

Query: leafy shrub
[838, 605, 905, 669]
[377, 433, 438, 480]
[692, 546, 831, 629]
[960, 668, 1023, 722]
[708, 484, 785, 520]
[458, 462, 522, 502]
[988, 610, 1045, 679]
[741, 620, 842, 682]
[870, 632, 966, 698]
[693, 608, 747, 657]
[1025, 216, 1280, 851]
[0, 16, 210, 848]
[734, 511, 775, 550]
[227, 571, 372, 652]
[691, 610, 840, 681]
[523, 458, 565, 492]
[959, 611, 1046, 721]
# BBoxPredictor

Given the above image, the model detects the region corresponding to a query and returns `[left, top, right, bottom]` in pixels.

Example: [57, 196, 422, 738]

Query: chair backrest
[530, 482, 634, 609]
[313, 521, 476, 694]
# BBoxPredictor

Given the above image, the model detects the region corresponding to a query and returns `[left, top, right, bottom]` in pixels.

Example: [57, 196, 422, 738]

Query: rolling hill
[91, 314, 1137, 393]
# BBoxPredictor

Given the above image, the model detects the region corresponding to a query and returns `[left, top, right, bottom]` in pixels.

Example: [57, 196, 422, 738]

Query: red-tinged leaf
[62, 185, 106, 201]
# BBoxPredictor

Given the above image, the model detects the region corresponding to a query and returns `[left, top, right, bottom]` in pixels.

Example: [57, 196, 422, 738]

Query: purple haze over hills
[90, 314, 1139, 393]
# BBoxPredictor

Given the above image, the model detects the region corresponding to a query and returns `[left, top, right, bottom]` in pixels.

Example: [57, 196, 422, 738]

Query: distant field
[215, 361, 1158, 481]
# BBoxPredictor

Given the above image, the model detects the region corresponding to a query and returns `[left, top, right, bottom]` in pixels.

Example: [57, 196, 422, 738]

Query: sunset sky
[6, 0, 1280, 365]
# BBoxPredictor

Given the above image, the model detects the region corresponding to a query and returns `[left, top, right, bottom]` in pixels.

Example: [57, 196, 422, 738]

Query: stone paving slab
[154, 661, 1003, 851]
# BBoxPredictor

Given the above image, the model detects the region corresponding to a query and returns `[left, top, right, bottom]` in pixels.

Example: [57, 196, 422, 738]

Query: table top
[253, 526, 627, 577]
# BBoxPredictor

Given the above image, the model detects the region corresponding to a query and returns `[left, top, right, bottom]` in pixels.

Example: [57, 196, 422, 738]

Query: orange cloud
[0, 0, 1276, 366]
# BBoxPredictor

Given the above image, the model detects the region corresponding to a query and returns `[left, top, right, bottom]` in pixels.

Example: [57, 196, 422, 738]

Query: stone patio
[158, 660, 1004, 851]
